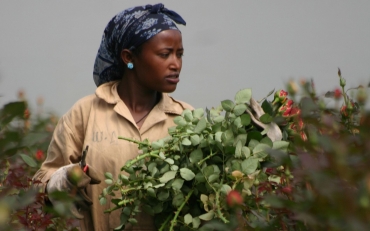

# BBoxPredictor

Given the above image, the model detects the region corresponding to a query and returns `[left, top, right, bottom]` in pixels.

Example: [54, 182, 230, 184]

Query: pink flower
[226, 190, 243, 207]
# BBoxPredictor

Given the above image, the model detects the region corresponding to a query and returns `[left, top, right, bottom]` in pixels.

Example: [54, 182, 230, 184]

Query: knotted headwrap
[93, 3, 186, 87]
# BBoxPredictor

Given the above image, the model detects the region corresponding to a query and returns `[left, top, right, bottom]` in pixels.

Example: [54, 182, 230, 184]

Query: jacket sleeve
[33, 101, 87, 189]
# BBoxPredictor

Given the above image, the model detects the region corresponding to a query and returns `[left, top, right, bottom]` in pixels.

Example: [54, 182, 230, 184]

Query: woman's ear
[120, 49, 133, 66]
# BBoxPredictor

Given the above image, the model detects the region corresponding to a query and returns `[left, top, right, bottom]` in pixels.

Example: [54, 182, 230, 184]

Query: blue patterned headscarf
[93, 3, 186, 87]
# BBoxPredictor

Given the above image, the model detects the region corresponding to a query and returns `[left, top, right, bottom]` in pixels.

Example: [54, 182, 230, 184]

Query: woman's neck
[117, 79, 159, 114]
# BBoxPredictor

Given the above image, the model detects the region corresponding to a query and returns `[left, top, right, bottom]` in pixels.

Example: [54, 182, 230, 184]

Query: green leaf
[190, 135, 200, 145]
[173, 116, 187, 126]
[233, 104, 247, 116]
[194, 117, 207, 133]
[157, 190, 170, 201]
[248, 139, 259, 150]
[221, 129, 234, 146]
[192, 108, 204, 118]
[105, 172, 113, 180]
[151, 140, 164, 150]
[203, 165, 214, 178]
[192, 217, 201, 228]
[234, 134, 247, 146]
[105, 179, 113, 185]
[183, 110, 193, 122]
[199, 211, 215, 221]
[181, 138, 192, 146]
[220, 184, 232, 195]
[147, 188, 156, 197]
[213, 115, 224, 123]
[235, 140, 243, 158]
[208, 174, 219, 183]
[99, 197, 107, 205]
[261, 100, 273, 116]
[235, 89, 252, 104]
[190, 149, 203, 163]
[172, 193, 185, 207]
[22, 132, 50, 147]
[0, 101, 26, 127]
[165, 158, 174, 165]
[159, 152, 166, 160]
[128, 218, 137, 225]
[242, 146, 251, 159]
[184, 213, 193, 225]
[19, 154, 37, 167]
[233, 116, 242, 128]
[272, 141, 290, 152]
[247, 131, 263, 142]
[241, 157, 259, 174]
[259, 114, 273, 124]
[253, 143, 270, 159]
[240, 114, 251, 126]
[170, 165, 179, 171]
[172, 178, 184, 190]
[180, 168, 195, 181]
[260, 137, 273, 147]
[221, 100, 235, 112]
[159, 171, 177, 183]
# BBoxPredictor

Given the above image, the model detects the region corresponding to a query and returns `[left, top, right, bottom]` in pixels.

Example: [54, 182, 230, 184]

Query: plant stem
[169, 189, 194, 231]
[198, 150, 217, 166]
[158, 214, 173, 231]
[118, 136, 148, 145]
[124, 151, 160, 168]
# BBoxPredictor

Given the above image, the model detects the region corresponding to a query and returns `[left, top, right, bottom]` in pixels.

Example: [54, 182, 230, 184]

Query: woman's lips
[166, 74, 180, 84]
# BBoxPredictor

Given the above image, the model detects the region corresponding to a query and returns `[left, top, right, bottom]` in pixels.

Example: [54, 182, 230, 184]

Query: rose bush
[0, 93, 79, 230]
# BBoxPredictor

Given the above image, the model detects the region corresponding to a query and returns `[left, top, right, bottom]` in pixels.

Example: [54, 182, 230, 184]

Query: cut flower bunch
[100, 88, 302, 231]
[100, 69, 370, 231]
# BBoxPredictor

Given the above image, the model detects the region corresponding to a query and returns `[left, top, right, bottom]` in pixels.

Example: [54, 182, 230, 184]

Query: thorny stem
[118, 136, 148, 145]
[103, 198, 136, 213]
[169, 189, 194, 231]
[198, 150, 217, 166]
[158, 214, 173, 231]
[124, 151, 160, 168]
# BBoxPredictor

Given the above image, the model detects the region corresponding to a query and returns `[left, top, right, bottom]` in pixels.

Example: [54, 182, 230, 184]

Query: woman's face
[132, 29, 184, 93]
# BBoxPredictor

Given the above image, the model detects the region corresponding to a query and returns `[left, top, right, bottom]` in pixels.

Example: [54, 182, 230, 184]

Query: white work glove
[47, 163, 101, 219]
[246, 97, 283, 142]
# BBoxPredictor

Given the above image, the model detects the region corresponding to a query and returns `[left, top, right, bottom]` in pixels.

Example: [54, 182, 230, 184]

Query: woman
[33, 3, 192, 230]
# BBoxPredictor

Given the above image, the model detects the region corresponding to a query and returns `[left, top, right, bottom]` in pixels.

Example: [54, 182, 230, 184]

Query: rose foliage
[101, 70, 370, 231]
[0, 94, 79, 230]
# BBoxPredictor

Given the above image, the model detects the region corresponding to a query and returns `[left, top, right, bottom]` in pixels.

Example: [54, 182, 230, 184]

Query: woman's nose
[170, 56, 182, 71]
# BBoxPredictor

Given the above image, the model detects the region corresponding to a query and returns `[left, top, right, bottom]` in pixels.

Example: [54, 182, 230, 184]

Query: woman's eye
[177, 53, 184, 58]
[160, 53, 169, 58]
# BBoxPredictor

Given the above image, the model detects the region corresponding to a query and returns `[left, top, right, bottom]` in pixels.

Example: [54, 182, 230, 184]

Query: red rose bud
[273, 90, 288, 104]
[278, 100, 293, 114]
[334, 88, 342, 100]
[281, 186, 292, 194]
[226, 190, 243, 207]
[35, 150, 44, 161]
[286, 122, 297, 135]
[300, 131, 308, 141]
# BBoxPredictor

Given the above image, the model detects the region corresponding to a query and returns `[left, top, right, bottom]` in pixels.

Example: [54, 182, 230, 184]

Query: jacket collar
[95, 81, 184, 132]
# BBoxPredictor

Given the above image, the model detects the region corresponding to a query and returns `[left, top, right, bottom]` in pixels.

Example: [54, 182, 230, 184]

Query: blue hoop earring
[127, 62, 134, 69]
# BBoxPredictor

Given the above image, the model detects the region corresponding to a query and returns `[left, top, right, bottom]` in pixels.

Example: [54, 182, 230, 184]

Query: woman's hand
[46, 164, 101, 219]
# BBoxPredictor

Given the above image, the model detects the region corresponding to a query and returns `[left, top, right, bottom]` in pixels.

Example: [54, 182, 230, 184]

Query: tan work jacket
[33, 81, 193, 230]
